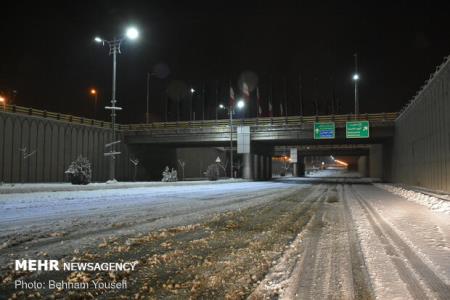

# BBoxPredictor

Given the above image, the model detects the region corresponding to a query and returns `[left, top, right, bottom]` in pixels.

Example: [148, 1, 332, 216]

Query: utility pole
[95, 27, 139, 181]
[146, 72, 150, 123]
[298, 73, 303, 116]
[353, 53, 359, 116]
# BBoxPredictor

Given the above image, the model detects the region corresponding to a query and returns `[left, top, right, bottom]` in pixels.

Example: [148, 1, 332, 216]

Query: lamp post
[190, 87, 195, 121]
[219, 99, 245, 178]
[353, 53, 359, 116]
[90, 89, 98, 118]
[0, 96, 5, 111]
[94, 26, 139, 181]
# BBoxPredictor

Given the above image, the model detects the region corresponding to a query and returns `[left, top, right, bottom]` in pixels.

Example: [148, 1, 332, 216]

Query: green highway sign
[314, 122, 335, 139]
[346, 121, 370, 138]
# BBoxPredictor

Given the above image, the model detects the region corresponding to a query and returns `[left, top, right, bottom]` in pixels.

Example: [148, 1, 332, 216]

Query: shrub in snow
[206, 164, 219, 181]
[65, 155, 92, 185]
[161, 166, 177, 182]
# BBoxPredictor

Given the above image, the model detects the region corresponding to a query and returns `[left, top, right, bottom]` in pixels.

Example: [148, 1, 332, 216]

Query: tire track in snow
[341, 184, 374, 300]
[351, 185, 450, 299]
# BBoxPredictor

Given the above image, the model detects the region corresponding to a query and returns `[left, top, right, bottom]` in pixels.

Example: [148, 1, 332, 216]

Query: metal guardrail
[0, 103, 398, 132]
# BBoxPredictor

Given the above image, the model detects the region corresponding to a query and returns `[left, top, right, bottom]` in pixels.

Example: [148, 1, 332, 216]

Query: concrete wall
[176, 148, 226, 179]
[369, 144, 383, 179]
[357, 156, 368, 177]
[393, 57, 450, 192]
[0, 111, 132, 183]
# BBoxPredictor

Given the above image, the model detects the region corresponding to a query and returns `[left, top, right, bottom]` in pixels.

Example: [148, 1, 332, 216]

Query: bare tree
[177, 159, 186, 180]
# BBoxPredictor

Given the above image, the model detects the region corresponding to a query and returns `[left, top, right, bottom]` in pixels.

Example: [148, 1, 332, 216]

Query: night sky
[1, 1, 450, 123]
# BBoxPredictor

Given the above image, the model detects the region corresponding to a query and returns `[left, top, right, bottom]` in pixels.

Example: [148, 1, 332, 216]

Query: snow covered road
[1, 178, 449, 299]
[0, 181, 306, 266]
[253, 182, 450, 300]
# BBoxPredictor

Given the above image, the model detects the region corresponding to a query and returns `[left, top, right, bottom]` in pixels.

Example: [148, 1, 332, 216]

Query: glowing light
[190, 88, 195, 93]
[90, 89, 97, 95]
[236, 99, 245, 109]
[219, 104, 225, 109]
[335, 159, 349, 167]
[94, 37, 103, 43]
[353, 74, 359, 81]
[125, 27, 139, 40]
[0, 96, 4, 103]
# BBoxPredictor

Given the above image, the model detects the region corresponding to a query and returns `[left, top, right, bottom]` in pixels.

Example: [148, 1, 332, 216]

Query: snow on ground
[376, 183, 450, 214]
[350, 184, 450, 297]
[0, 178, 244, 194]
[306, 169, 362, 178]
[0, 180, 307, 267]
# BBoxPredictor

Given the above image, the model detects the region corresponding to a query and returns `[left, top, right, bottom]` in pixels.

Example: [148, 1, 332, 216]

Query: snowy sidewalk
[0, 178, 246, 194]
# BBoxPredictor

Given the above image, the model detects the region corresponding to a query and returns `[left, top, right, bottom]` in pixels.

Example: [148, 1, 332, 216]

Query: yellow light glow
[0, 96, 4, 103]
[90, 89, 97, 95]
[335, 159, 348, 167]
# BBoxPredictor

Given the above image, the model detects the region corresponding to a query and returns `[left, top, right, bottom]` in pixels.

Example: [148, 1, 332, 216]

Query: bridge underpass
[123, 113, 396, 180]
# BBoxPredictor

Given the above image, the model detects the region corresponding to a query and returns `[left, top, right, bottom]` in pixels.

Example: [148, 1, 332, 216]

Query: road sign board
[314, 122, 335, 139]
[346, 121, 370, 138]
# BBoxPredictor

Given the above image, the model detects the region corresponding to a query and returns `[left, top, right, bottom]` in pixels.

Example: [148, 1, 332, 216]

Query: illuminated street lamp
[90, 89, 98, 118]
[218, 99, 245, 178]
[94, 26, 139, 181]
[0, 96, 5, 111]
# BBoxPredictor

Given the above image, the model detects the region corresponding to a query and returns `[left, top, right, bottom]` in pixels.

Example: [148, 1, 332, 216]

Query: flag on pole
[229, 86, 235, 107]
[268, 99, 273, 117]
[280, 102, 284, 116]
[243, 82, 250, 102]
[256, 87, 262, 117]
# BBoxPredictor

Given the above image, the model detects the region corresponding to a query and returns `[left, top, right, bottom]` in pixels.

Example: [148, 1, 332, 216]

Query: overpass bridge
[123, 113, 397, 146]
[0, 105, 396, 182]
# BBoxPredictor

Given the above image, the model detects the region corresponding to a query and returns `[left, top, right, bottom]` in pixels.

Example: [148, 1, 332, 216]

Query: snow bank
[375, 184, 450, 214]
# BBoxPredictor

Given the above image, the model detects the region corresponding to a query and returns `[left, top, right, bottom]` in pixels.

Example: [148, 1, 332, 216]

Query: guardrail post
[28, 108, 32, 115]
[43, 110, 47, 118]
[57, 113, 60, 120]
[12, 105, 17, 113]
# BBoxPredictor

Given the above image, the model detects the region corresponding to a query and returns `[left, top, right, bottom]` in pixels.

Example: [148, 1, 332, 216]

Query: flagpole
[284, 77, 288, 117]
[215, 80, 219, 121]
[299, 73, 303, 116]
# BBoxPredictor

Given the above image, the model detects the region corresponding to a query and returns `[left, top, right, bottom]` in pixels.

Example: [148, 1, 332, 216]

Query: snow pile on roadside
[375, 184, 450, 214]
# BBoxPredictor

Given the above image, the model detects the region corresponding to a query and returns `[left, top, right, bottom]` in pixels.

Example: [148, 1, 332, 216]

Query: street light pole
[90, 89, 98, 118]
[146, 72, 150, 123]
[353, 53, 359, 116]
[219, 99, 245, 179]
[229, 105, 233, 178]
[95, 27, 139, 182]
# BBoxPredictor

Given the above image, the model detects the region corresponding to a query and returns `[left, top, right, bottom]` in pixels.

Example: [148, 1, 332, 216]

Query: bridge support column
[292, 163, 299, 177]
[242, 153, 253, 179]
[253, 154, 260, 180]
[265, 156, 272, 180]
[292, 157, 305, 177]
[259, 155, 265, 180]
[268, 156, 272, 179]
[298, 157, 305, 176]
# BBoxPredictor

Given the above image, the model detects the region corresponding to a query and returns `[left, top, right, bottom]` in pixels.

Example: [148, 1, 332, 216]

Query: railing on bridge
[0, 103, 116, 129]
[0, 103, 398, 132]
[122, 112, 398, 131]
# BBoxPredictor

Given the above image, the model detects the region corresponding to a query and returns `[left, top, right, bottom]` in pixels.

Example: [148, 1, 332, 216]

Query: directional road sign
[346, 121, 370, 138]
[314, 122, 335, 139]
